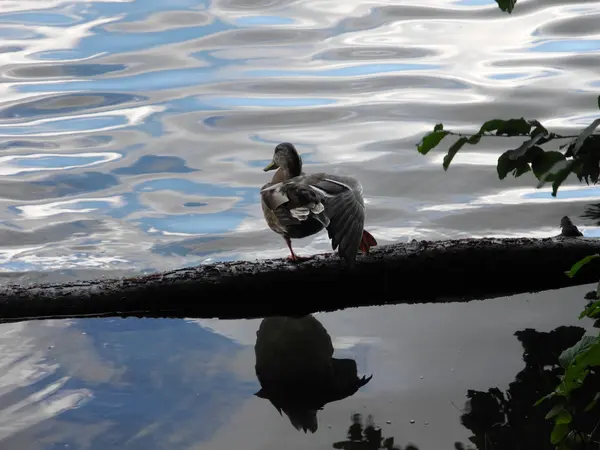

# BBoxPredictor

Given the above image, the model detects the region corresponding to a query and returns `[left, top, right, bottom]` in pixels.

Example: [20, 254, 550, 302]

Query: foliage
[458, 327, 597, 450]
[521, 255, 600, 449]
[415, 78, 600, 450]
[415, 4, 600, 447]
[416, 97, 600, 197]
[496, 0, 517, 13]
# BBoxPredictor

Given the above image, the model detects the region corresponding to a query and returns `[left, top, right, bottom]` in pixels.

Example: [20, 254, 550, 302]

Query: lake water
[1, 0, 600, 448]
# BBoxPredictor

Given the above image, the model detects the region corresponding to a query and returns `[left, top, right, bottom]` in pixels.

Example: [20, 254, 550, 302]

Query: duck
[260, 142, 377, 264]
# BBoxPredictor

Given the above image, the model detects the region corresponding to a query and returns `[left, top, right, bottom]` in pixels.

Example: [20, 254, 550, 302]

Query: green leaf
[497, 151, 531, 180]
[545, 404, 564, 419]
[569, 140, 599, 184]
[551, 423, 569, 445]
[550, 161, 573, 196]
[571, 118, 600, 155]
[558, 335, 599, 368]
[496, 152, 512, 179]
[531, 151, 566, 181]
[529, 120, 549, 137]
[444, 137, 468, 171]
[477, 117, 535, 136]
[507, 134, 546, 160]
[565, 254, 600, 279]
[434, 123, 444, 132]
[585, 392, 600, 411]
[417, 130, 449, 155]
[558, 336, 600, 398]
[555, 410, 572, 425]
[495, 0, 517, 13]
[478, 119, 506, 134]
[535, 392, 555, 406]
[579, 299, 600, 319]
[514, 162, 531, 177]
[495, 118, 532, 136]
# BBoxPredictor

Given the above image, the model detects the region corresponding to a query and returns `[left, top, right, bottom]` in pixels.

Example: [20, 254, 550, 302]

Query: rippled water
[2, 1, 600, 448]
[1, 0, 600, 273]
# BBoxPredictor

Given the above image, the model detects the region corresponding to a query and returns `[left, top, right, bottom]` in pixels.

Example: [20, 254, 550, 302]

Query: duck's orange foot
[358, 230, 378, 255]
[287, 254, 312, 262]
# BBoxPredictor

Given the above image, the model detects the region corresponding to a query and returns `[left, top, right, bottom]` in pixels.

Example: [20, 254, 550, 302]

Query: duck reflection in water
[254, 315, 372, 433]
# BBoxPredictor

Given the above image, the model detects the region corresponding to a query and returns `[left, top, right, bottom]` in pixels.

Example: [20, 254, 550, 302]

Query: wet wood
[1, 237, 600, 324]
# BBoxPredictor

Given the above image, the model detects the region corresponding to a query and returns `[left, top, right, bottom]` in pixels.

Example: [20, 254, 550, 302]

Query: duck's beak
[263, 161, 277, 171]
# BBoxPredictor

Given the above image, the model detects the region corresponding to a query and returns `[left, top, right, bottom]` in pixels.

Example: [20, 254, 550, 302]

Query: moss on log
[1, 237, 600, 323]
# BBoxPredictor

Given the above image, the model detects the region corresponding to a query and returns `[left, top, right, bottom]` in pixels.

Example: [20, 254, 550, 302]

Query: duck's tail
[358, 230, 377, 254]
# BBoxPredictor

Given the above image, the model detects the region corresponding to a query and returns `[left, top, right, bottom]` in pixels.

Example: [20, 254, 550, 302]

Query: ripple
[537, 13, 600, 37]
[0, 219, 109, 246]
[106, 10, 214, 33]
[314, 45, 437, 61]
[14, 196, 124, 219]
[112, 155, 198, 175]
[139, 211, 249, 235]
[530, 39, 600, 53]
[420, 186, 600, 213]
[0, 151, 122, 176]
[30, 172, 120, 199]
[245, 62, 440, 78]
[0, 93, 147, 119]
[7, 63, 127, 79]
[0, 0, 596, 273]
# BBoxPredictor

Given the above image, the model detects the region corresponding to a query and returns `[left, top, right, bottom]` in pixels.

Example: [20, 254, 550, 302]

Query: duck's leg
[283, 236, 310, 262]
[284, 236, 299, 260]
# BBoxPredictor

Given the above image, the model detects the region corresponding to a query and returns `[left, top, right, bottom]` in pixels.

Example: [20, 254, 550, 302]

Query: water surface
[0, 0, 599, 271]
[0, 0, 599, 448]
[0, 285, 594, 449]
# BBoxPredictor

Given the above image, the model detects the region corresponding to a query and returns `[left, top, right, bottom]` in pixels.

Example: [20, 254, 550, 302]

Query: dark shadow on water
[333, 413, 417, 450]
[254, 315, 372, 433]
[329, 323, 600, 450]
[456, 325, 600, 450]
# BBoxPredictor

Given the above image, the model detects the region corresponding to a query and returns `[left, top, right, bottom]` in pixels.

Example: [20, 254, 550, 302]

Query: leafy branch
[416, 96, 600, 196]
[496, 0, 518, 13]
[531, 255, 600, 449]
[415, 95, 600, 448]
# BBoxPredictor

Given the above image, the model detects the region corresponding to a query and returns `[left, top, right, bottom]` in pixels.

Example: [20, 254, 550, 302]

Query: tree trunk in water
[1, 237, 599, 324]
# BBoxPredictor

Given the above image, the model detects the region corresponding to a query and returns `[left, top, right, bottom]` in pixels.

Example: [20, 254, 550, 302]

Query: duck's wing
[261, 180, 330, 229]
[304, 174, 365, 264]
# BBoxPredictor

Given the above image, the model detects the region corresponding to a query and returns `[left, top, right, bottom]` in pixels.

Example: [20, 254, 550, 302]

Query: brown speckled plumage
[260, 142, 377, 264]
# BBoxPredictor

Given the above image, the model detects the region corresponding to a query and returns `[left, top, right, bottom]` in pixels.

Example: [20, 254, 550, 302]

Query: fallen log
[1, 237, 600, 324]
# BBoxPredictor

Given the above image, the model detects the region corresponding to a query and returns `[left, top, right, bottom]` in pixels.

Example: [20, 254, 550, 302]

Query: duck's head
[264, 142, 302, 176]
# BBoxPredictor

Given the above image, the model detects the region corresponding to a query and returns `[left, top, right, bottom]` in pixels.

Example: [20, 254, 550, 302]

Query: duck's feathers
[261, 173, 365, 263]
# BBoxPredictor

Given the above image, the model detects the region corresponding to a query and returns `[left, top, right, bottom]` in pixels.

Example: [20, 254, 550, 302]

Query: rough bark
[1, 237, 600, 324]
